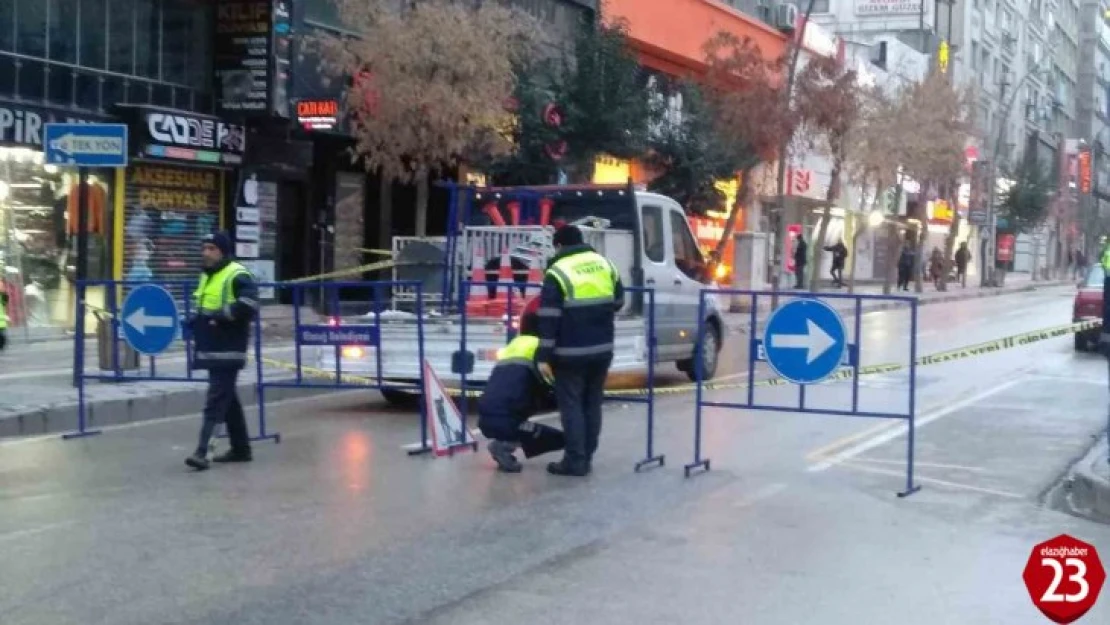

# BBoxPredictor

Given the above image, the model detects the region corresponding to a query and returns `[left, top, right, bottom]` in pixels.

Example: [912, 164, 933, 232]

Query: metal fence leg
[684, 292, 711, 478]
[898, 301, 921, 498]
[636, 288, 664, 472]
[63, 281, 101, 440]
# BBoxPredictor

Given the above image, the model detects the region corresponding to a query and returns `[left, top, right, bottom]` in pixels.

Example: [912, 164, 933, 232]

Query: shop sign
[1078, 148, 1092, 194]
[0, 102, 107, 149]
[126, 106, 246, 166]
[797, 17, 841, 60]
[997, 234, 1016, 262]
[296, 99, 339, 131]
[855, 0, 923, 15]
[214, 0, 293, 118]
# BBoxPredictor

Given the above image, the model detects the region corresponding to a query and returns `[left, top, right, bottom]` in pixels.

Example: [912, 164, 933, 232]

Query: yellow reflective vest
[194, 261, 251, 317]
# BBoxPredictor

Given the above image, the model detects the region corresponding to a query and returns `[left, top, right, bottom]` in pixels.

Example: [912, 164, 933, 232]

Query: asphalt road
[1, 285, 1108, 625]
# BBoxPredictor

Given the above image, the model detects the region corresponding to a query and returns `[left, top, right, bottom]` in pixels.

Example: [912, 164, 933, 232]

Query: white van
[317, 184, 726, 405]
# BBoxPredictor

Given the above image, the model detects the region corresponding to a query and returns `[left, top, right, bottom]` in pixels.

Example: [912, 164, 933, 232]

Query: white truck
[315, 183, 726, 405]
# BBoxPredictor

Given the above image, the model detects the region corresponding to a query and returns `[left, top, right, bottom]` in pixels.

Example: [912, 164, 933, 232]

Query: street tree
[645, 81, 746, 214]
[553, 19, 654, 182]
[793, 54, 860, 291]
[700, 32, 794, 264]
[314, 0, 544, 235]
[998, 156, 1054, 234]
[888, 69, 971, 293]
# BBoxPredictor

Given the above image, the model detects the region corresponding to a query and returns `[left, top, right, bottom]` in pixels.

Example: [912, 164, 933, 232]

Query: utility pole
[770, 0, 817, 308]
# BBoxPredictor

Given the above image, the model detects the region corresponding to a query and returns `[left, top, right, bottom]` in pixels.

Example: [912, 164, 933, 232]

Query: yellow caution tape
[282, 259, 396, 283]
[257, 319, 1105, 399]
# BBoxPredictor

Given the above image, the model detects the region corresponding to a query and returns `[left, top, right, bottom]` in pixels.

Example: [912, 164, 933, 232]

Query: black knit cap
[202, 232, 234, 257]
[553, 225, 583, 247]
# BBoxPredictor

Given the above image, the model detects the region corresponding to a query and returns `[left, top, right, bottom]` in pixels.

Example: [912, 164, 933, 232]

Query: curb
[0, 378, 341, 440]
[1067, 435, 1110, 522]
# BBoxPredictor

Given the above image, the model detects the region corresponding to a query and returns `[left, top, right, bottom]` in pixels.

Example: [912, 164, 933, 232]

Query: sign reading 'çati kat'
[295, 99, 339, 131]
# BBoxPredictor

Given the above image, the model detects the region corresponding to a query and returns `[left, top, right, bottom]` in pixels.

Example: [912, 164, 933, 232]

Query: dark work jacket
[794, 240, 808, 267]
[477, 350, 553, 423]
[536, 244, 625, 366]
[189, 260, 258, 370]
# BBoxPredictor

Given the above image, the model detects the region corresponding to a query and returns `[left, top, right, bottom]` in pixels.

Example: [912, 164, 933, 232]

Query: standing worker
[536, 225, 624, 477]
[185, 233, 259, 471]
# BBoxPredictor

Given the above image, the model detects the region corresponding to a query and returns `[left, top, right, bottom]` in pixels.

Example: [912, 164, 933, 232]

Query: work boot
[185, 453, 210, 471]
[546, 460, 589, 477]
[212, 449, 252, 463]
[487, 440, 522, 473]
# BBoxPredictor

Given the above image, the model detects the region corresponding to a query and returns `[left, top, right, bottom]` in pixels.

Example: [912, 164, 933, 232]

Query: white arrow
[125, 308, 176, 335]
[770, 319, 836, 364]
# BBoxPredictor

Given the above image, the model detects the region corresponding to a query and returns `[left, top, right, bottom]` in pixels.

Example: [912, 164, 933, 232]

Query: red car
[1073, 264, 1104, 351]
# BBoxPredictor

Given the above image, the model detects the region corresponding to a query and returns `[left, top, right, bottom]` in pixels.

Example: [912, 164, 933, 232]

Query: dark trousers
[0, 329, 6, 350]
[478, 412, 565, 458]
[195, 368, 250, 456]
[897, 266, 911, 290]
[794, 265, 806, 289]
[830, 263, 844, 286]
[553, 357, 611, 470]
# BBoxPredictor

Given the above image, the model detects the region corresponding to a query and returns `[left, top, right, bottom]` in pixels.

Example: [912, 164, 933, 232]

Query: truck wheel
[1074, 334, 1089, 352]
[381, 389, 421, 408]
[679, 322, 721, 382]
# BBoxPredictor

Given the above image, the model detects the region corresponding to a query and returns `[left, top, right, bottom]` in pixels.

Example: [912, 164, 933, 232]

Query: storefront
[0, 101, 116, 331]
[114, 104, 245, 290]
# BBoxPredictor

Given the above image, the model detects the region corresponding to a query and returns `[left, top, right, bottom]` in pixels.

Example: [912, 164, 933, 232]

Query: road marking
[837, 461, 1025, 499]
[0, 521, 79, 543]
[1022, 374, 1106, 386]
[804, 420, 903, 462]
[848, 456, 995, 474]
[806, 377, 1023, 472]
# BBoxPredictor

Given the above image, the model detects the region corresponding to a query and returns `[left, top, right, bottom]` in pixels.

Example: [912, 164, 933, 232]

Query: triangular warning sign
[422, 359, 476, 457]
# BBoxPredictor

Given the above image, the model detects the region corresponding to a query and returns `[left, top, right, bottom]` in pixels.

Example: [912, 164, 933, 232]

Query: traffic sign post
[1023, 534, 1105, 623]
[759, 299, 849, 385]
[121, 285, 180, 356]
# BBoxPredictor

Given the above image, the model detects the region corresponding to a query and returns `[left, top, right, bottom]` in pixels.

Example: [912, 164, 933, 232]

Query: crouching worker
[477, 299, 565, 473]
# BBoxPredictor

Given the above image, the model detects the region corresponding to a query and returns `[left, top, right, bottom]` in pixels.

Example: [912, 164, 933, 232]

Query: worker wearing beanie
[185, 232, 259, 471]
[536, 225, 624, 477]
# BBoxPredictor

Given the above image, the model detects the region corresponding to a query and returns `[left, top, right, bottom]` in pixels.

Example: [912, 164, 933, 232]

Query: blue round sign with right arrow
[121, 285, 180, 356]
[761, 299, 847, 385]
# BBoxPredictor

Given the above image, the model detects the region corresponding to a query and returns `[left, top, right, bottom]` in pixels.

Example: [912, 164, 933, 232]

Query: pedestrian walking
[896, 245, 914, 291]
[0, 281, 8, 351]
[955, 242, 971, 288]
[185, 232, 259, 471]
[536, 225, 624, 477]
[824, 239, 848, 288]
[929, 247, 944, 289]
[478, 297, 565, 473]
[793, 235, 808, 289]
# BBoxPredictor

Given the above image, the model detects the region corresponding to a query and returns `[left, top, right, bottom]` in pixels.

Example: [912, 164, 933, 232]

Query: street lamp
[868, 209, 885, 227]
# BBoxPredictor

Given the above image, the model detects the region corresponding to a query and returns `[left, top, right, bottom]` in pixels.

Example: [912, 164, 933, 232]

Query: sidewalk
[1066, 434, 1110, 523]
[722, 274, 1072, 332]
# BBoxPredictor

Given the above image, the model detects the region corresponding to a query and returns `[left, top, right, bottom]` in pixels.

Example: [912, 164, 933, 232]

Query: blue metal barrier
[254, 281, 441, 455]
[456, 280, 661, 471]
[67, 278, 279, 443]
[686, 288, 920, 497]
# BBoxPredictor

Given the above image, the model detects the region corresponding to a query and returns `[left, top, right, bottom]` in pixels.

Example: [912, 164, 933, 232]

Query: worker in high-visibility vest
[185, 232, 259, 471]
[477, 297, 564, 473]
[536, 225, 624, 477]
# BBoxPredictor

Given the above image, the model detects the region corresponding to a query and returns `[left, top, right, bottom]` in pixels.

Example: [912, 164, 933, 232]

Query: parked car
[1073, 264, 1104, 351]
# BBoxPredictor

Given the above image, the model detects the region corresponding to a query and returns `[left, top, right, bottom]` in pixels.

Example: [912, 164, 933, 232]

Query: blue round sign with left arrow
[121, 285, 180, 355]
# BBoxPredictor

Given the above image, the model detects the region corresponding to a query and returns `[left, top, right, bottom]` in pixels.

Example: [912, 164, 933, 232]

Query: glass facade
[0, 0, 214, 113]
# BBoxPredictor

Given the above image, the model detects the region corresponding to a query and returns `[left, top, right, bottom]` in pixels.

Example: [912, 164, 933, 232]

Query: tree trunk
[713, 167, 754, 264]
[415, 167, 429, 237]
[912, 187, 927, 294]
[378, 174, 393, 251]
[808, 153, 843, 292]
[847, 178, 873, 295]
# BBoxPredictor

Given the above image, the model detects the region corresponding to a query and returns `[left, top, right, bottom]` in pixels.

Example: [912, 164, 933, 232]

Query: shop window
[108, 0, 134, 75]
[134, 0, 159, 79]
[163, 0, 213, 89]
[0, 57, 15, 96]
[102, 76, 123, 111]
[127, 80, 152, 106]
[49, 0, 79, 64]
[0, 148, 115, 329]
[75, 71, 101, 111]
[152, 83, 174, 108]
[670, 211, 705, 281]
[17, 58, 46, 101]
[304, 0, 345, 28]
[80, 0, 108, 69]
[46, 66, 74, 107]
[15, 0, 47, 58]
[642, 205, 665, 264]
[0, 1, 14, 52]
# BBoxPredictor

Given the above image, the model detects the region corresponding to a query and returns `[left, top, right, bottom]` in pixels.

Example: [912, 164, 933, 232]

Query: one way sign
[44, 123, 129, 168]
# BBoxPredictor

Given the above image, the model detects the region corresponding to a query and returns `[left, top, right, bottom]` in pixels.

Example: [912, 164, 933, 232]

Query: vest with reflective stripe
[1101, 246, 1110, 271]
[496, 335, 539, 365]
[543, 250, 618, 360]
[0, 295, 6, 330]
[194, 262, 250, 317]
